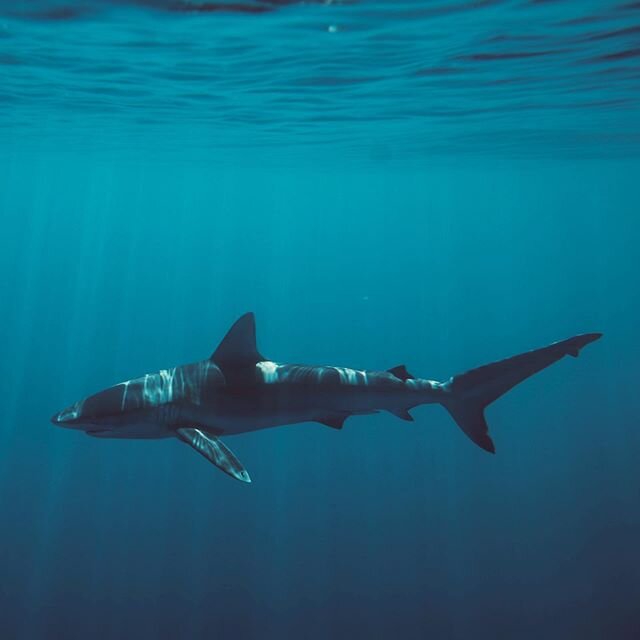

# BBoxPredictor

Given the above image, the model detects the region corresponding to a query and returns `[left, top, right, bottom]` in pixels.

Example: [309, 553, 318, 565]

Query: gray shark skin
[52, 313, 602, 483]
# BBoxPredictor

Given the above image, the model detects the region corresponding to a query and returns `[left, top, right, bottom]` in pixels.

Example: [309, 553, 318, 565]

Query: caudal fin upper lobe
[441, 333, 602, 453]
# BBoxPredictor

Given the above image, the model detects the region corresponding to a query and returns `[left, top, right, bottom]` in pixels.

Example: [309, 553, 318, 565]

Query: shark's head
[52, 313, 260, 437]
[51, 380, 146, 431]
[51, 400, 84, 427]
[51, 361, 224, 436]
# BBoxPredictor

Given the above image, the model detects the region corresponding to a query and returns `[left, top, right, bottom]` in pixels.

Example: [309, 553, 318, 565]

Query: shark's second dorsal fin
[388, 365, 414, 381]
[211, 313, 265, 374]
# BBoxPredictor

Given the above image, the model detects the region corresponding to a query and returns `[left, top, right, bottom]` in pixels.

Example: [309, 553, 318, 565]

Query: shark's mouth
[52, 410, 152, 430]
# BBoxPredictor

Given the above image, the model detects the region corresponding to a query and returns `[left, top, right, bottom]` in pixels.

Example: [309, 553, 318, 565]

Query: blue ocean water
[1, 2, 639, 639]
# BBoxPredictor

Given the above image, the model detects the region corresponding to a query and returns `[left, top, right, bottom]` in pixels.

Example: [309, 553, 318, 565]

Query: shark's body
[52, 313, 602, 483]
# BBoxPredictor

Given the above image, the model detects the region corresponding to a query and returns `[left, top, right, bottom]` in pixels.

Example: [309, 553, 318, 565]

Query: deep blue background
[0, 156, 638, 639]
[1, 0, 640, 638]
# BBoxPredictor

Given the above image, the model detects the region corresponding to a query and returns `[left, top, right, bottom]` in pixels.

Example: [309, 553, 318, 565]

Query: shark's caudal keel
[52, 313, 602, 483]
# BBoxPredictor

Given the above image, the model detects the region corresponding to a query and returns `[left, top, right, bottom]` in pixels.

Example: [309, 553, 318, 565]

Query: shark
[52, 313, 602, 483]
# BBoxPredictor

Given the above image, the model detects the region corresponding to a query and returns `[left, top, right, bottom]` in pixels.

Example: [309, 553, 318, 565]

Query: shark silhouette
[52, 313, 602, 483]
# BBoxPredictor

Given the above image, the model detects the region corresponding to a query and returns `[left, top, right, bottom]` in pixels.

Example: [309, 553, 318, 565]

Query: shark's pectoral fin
[176, 428, 251, 483]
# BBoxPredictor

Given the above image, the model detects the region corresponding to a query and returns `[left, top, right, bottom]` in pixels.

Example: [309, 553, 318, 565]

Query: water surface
[2, 0, 639, 158]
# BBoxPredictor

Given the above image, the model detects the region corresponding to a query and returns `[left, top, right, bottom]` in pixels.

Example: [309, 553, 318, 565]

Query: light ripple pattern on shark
[52, 313, 602, 482]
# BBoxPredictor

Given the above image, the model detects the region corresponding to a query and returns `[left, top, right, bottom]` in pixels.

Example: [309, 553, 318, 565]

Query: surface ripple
[1, 0, 639, 159]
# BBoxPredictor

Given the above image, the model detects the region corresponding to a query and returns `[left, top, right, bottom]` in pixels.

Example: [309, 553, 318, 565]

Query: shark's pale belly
[87, 423, 175, 439]
[87, 406, 328, 438]
[199, 409, 327, 435]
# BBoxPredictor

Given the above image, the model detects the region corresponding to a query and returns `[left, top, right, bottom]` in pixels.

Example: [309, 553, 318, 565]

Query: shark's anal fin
[176, 428, 251, 483]
[387, 365, 415, 381]
[388, 408, 414, 422]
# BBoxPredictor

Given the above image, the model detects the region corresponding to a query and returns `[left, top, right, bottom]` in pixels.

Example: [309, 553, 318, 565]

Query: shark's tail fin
[440, 333, 602, 453]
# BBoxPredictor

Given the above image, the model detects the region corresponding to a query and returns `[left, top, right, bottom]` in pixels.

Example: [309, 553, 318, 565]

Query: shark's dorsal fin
[387, 365, 414, 381]
[211, 313, 265, 372]
[176, 427, 251, 483]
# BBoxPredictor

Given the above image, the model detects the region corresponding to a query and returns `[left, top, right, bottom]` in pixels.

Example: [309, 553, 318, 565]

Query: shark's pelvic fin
[211, 312, 265, 370]
[315, 409, 379, 429]
[176, 427, 251, 483]
[316, 415, 347, 429]
[387, 365, 415, 381]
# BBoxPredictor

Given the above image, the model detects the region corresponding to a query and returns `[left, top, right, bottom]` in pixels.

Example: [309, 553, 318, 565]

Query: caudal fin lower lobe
[441, 333, 602, 453]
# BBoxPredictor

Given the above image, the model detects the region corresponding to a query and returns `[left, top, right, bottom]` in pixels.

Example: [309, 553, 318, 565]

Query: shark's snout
[51, 382, 146, 430]
[51, 402, 82, 426]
